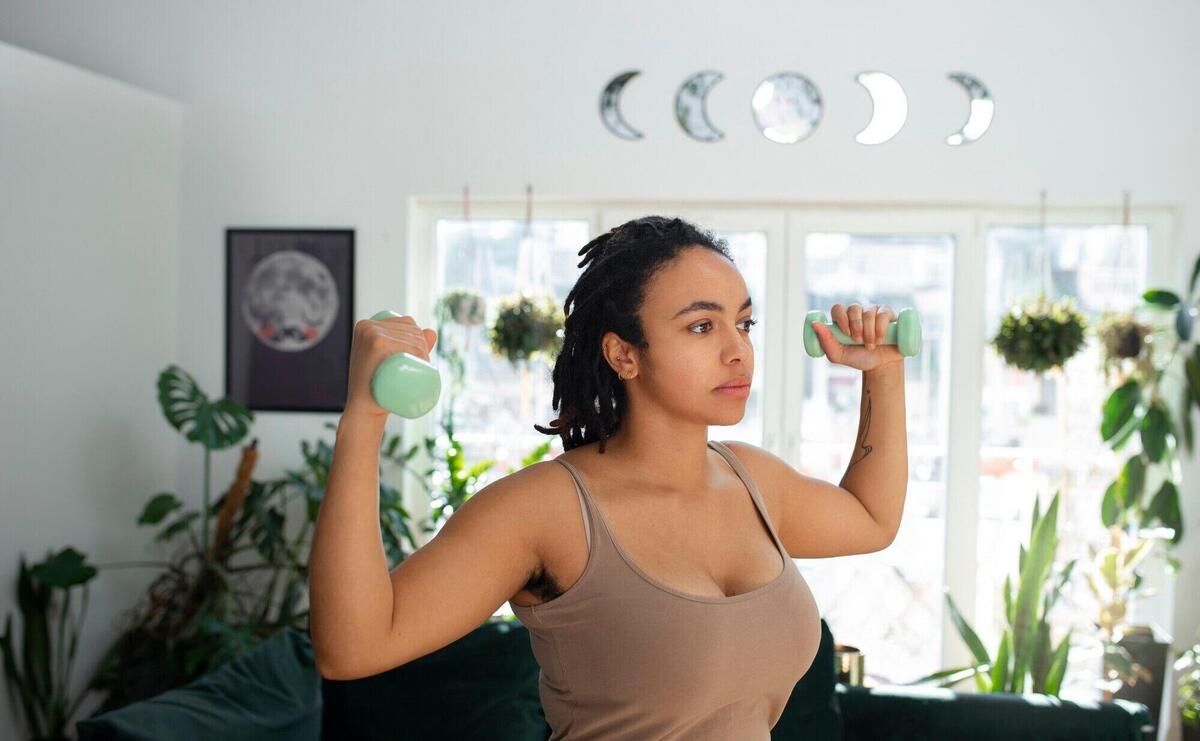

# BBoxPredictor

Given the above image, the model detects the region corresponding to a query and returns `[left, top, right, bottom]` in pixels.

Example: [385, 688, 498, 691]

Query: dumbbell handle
[814, 320, 901, 346]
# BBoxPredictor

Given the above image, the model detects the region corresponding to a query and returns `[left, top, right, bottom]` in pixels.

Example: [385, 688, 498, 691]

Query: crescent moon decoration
[854, 71, 908, 145]
[751, 72, 823, 144]
[600, 70, 644, 141]
[675, 70, 725, 142]
[946, 72, 994, 145]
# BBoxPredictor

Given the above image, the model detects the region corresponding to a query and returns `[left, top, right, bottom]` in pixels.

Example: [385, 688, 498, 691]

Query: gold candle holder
[834, 643, 864, 686]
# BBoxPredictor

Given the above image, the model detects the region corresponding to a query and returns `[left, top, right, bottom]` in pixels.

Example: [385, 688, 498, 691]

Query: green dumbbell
[803, 307, 922, 358]
[368, 310, 442, 418]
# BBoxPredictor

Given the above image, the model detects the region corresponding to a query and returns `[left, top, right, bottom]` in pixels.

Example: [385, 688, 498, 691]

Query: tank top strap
[552, 457, 594, 551]
[706, 439, 788, 556]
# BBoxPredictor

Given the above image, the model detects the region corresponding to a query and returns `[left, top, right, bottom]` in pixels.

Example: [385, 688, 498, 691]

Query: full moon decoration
[751, 71, 824, 144]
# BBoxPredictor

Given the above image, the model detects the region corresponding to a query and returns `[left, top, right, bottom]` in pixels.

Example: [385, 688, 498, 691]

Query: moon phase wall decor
[676, 70, 725, 142]
[751, 72, 823, 144]
[600, 69, 992, 145]
[854, 71, 907, 145]
[945, 72, 994, 146]
[600, 70, 644, 140]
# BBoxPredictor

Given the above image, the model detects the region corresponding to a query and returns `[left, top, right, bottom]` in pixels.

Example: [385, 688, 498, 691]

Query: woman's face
[606, 246, 756, 427]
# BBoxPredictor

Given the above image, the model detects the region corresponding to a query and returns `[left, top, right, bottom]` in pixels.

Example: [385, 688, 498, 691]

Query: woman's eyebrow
[671, 296, 753, 319]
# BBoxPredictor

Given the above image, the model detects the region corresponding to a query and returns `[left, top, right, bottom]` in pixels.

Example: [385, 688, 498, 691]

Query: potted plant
[912, 491, 1076, 695]
[1176, 633, 1200, 741]
[1084, 525, 1174, 730]
[432, 288, 488, 399]
[1088, 252, 1200, 734]
[0, 547, 99, 741]
[990, 291, 1089, 375]
[488, 291, 564, 366]
[1096, 253, 1200, 546]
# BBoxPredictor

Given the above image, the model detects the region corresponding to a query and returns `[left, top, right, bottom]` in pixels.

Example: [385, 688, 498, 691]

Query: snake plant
[912, 491, 1075, 695]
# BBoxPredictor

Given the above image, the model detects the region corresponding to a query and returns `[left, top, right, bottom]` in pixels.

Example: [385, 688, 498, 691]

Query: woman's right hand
[343, 313, 438, 421]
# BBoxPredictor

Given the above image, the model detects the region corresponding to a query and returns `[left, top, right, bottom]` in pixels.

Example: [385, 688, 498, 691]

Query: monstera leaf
[156, 365, 253, 450]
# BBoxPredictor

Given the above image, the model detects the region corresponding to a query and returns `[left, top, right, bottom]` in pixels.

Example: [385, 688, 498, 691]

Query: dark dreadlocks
[533, 215, 733, 453]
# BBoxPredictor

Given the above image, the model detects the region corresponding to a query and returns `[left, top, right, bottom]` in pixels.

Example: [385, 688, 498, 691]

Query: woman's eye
[690, 318, 758, 334]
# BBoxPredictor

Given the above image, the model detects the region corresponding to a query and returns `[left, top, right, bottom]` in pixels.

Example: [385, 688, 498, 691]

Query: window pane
[796, 232, 955, 684]
[709, 230, 768, 447]
[978, 225, 1149, 700]
[434, 218, 590, 476]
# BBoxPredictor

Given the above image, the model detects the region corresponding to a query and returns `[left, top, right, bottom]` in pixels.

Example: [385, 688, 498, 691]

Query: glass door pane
[792, 230, 955, 685]
[978, 224, 1150, 700]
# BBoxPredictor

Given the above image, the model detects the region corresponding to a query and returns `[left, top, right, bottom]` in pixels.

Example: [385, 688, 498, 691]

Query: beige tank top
[510, 439, 822, 740]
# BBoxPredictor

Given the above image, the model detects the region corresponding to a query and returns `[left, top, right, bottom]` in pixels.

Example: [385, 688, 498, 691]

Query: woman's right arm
[308, 315, 544, 680]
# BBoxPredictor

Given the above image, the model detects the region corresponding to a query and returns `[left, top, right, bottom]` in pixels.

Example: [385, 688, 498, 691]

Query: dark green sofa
[76, 618, 1151, 740]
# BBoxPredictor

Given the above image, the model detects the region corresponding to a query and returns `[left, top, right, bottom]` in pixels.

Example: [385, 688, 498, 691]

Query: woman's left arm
[838, 361, 908, 539]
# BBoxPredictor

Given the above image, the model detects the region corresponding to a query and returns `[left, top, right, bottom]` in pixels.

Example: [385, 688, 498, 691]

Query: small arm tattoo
[846, 387, 873, 472]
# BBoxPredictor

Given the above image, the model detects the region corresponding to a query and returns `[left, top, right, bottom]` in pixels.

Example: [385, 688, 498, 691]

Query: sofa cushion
[837, 682, 1153, 741]
[76, 628, 321, 741]
[320, 618, 546, 740]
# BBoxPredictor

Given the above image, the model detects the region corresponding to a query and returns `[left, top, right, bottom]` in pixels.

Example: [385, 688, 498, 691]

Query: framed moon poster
[225, 228, 354, 413]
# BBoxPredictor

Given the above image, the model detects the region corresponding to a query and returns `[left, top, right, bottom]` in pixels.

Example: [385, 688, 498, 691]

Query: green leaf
[1032, 619, 1052, 693]
[1145, 481, 1183, 544]
[907, 664, 984, 686]
[1101, 380, 1141, 442]
[1181, 383, 1195, 454]
[1118, 454, 1146, 510]
[1191, 253, 1200, 298]
[1, 613, 41, 737]
[1044, 631, 1072, 696]
[156, 511, 199, 543]
[157, 364, 253, 450]
[1110, 410, 1141, 451]
[990, 629, 1011, 692]
[944, 590, 991, 665]
[1186, 355, 1200, 415]
[29, 547, 97, 588]
[137, 492, 182, 525]
[1101, 480, 1120, 527]
[1143, 289, 1180, 307]
[1003, 574, 1014, 628]
[1011, 492, 1059, 695]
[1139, 402, 1170, 463]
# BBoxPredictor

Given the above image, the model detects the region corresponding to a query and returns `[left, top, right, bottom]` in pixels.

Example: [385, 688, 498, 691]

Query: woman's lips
[714, 384, 751, 397]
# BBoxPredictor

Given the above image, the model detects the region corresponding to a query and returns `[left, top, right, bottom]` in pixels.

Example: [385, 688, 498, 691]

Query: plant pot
[1183, 716, 1200, 741]
[1101, 623, 1172, 735]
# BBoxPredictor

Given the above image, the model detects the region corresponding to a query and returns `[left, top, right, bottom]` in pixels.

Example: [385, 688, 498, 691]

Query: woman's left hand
[810, 303, 905, 372]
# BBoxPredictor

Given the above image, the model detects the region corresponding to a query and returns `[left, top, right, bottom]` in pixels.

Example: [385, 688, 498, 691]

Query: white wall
[1, 1, 1199, 739]
[0, 40, 182, 737]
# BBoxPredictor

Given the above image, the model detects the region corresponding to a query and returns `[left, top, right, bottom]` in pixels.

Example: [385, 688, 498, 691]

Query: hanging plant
[1094, 309, 1156, 384]
[434, 288, 487, 327]
[488, 292, 564, 366]
[990, 291, 1089, 373]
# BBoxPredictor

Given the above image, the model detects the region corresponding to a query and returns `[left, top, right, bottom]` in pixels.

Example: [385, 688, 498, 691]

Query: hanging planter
[1094, 309, 1156, 384]
[990, 291, 1089, 374]
[434, 288, 487, 327]
[488, 292, 564, 366]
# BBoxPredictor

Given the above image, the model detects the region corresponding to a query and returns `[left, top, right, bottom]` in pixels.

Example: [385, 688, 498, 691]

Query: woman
[309, 215, 909, 739]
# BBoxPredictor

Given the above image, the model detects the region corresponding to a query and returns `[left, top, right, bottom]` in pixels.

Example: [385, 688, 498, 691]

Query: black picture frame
[225, 228, 355, 413]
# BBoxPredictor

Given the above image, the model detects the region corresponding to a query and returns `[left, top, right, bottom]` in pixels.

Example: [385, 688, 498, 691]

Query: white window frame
[408, 197, 1180, 667]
